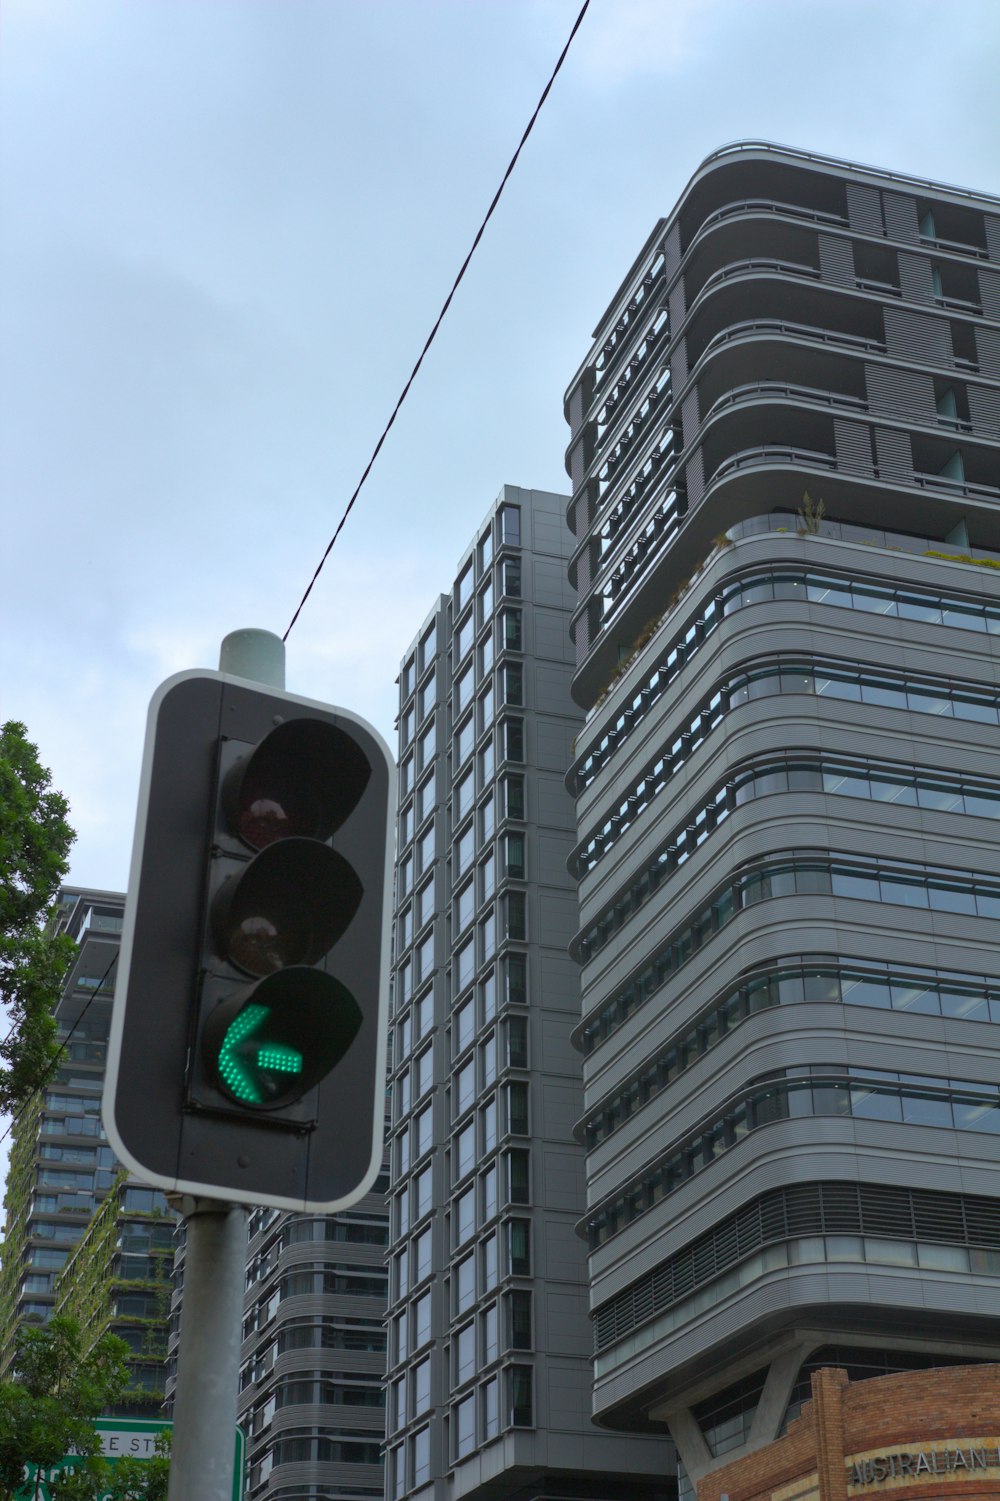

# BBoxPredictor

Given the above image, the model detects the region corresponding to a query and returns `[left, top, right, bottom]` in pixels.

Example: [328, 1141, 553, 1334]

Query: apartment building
[562, 143, 1000, 1494]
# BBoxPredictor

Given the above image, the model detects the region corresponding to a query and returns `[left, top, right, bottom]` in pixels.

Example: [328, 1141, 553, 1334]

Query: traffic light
[104, 668, 395, 1213]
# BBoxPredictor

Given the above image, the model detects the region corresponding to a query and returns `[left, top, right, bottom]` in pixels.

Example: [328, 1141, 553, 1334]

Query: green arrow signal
[217, 1003, 304, 1105]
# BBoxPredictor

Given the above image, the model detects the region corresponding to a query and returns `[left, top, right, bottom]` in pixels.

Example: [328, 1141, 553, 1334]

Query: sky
[1, 0, 999, 1179]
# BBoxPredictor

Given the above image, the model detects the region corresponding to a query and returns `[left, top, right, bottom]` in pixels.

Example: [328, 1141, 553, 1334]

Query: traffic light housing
[104, 669, 395, 1212]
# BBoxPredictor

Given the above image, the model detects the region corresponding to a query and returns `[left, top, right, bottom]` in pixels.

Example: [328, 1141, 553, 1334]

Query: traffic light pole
[166, 628, 284, 1501]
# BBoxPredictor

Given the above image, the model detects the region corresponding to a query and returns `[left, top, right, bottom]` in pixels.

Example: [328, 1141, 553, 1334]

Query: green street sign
[18, 1416, 246, 1500]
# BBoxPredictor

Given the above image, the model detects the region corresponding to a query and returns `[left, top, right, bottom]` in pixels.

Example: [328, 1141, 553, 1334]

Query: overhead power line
[283, 0, 592, 642]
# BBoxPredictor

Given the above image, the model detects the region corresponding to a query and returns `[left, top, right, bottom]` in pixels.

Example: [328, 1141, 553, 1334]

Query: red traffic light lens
[211, 839, 363, 978]
[224, 719, 371, 851]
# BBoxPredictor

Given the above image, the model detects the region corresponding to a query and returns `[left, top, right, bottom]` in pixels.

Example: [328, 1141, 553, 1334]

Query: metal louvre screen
[593, 1180, 1000, 1353]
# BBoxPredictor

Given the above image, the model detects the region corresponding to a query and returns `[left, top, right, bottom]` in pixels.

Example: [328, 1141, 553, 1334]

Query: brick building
[698, 1363, 1000, 1501]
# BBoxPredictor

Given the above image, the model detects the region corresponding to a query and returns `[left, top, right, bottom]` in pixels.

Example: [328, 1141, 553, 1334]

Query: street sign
[17, 1417, 246, 1501]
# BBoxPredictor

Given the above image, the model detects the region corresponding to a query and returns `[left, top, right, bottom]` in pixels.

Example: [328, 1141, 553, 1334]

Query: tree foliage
[0, 722, 77, 1114]
[0, 1316, 129, 1500]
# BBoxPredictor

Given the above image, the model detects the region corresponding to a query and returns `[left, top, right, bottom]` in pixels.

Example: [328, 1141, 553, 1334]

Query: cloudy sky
[3, 0, 999, 895]
[1, 1, 999, 1181]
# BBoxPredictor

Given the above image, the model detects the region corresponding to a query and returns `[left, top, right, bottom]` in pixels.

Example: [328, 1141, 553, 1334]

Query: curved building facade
[563, 144, 1000, 1491]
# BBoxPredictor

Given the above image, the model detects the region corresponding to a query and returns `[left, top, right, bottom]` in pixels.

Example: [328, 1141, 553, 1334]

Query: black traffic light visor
[223, 719, 371, 850]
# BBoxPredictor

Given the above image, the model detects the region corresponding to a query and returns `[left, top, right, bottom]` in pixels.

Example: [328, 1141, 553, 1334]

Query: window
[507, 1082, 528, 1136]
[414, 1289, 432, 1348]
[506, 954, 527, 1007]
[457, 562, 474, 610]
[417, 774, 436, 825]
[505, 892, 526, 941]
[483, 1376, 499, 1440]
[503, 662, 523, 706]
[503, 720, 524, 763]
[499, 504, 520, 546]
[478, 683, 494, 733]
[397, 906, 412, 951]
[503, 775, 525, 820]
[456, 825, 475, 877]
[413, 1358, 431, 1415]
[456, 716, 475, 767]
[480, 1096, 498, 1154]
[481, 1303, 498, 1364]
[479, 529, 494, 573]
[414, 1226, 432, 1283]
[481, 1164, 498, 1221]
[478, 577, 494, 625]
[455, 937, 475, 994]
[419, 624, 437, 671]
[456, 663, 475, 714]
[401, 658, 414, 699]
[454, 1255, 474, 1314]
[397, 1068, 411, 1120]
[417, 826, 435, 875]
[412, 1424, 431, 1486]
[416, 1047, 433, 1099]
[479, 633, 495, 678]
[417, 878, 435, 930]
[455, 1122, 475, 1180]
[455, 768, 474, 820]
[506, 1016, 528, 1069]
[455, 1058, 475, 1117]
[457, 612, 474, 662]
[418, 719, 436, 772]
[454, 1186, 475, 1246]
[479, 852, 495, 904]
[400, 755, 413, 797]
[508, 1219, 530, 1275]
[454, 1393, 476, 1457]
[480, 1031, 496, 1088]
[419, 669, 436, 721]
[395, 1249, 409, 1301]
[416, 987, 433, 1040]
[401, 705, 414, 747]
[508, 1365, 533, 1427]
[508, 1290, 531, 1349]
[481, 970, 496, 1024]
[506, 833, 525, 879]
[480, 911, 496, 963]
[480, 793, 495, 845]
[399, 854, 413, 899]
[454, 999, 474, 1055]
[507, 1149, 529, 1204]
[501, 609, 522, 652]
[415, 1104, 433, 1158]
[479, 737, 495, 788]
[416, 1166, 433, 1220]
[455, 881, 475, 935]
[400, 803, 414, 847]
[397, 1124, 411, 1176]
[395, 1311, 409, 1363]
[455, 1321, 476, 1385]
[417, 931, 435, 983]
[482, 1231, 498, 1291]
[502, 557, 521, 596]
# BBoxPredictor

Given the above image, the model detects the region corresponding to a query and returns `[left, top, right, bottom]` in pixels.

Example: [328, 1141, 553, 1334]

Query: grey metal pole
[166, 1197, 248, 1501]
[165, 629, 286, 1501]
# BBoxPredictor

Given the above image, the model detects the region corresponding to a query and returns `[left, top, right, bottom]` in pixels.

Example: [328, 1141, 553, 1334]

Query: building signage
[18, 1417, 245, 1501]
[848, 1438, 1000, 1487]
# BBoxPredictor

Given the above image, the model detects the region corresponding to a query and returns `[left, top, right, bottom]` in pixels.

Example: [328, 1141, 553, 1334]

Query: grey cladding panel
[986, 216, 1000, 264]
[968, 384, 1000, 437]
[535, 720, 576, 774]
[535, 661, 574, 710]
[534, 557, 575, 608]
[979, 267, 1000, 322]
[818, 235, 855, 287]
[865, 364, 935, 421]
[669, 281, 685, 332]
[671, 344, 688, 388]
[884, 307, 953, 367]
[681, 389, 700, 447]
[534, 613, 573, 662]
[882, 191, 920, 242]
[834, 419, 874, 474]
[898, 252, 935, 305]
[847, 183, 884, 236]
[976, 327, 1000, 380]
[686, 447, 704, 504]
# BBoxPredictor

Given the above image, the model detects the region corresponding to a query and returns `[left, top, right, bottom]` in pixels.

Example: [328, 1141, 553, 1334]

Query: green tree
[0, 1316, 129, 1500]
[0, 722, 77, 1114]
[102, 1432, 170, 1501]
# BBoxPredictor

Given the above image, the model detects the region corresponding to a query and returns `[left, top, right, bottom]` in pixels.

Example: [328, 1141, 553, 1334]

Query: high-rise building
[0, 886, 174, 1412]
[385, 485, 670, 1501]
[562, 143, 1000, 1493]
[229, 1185, 390, 1500]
